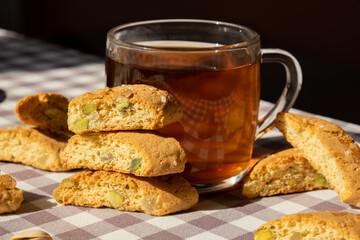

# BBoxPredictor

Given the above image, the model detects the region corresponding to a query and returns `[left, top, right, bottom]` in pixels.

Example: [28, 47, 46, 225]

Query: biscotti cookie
[15, 93, 69, 132]
[60, 131, 186, 176]
[0, 126, 70, 171]
[242, 148, 330, 198]
[275, 112, 360, 207]
[67, 84, 183, 133]
[11, 230, 52, 240]
[254, 211, 360, 240]
[0, 174, 23, 214]
[53, 170, 199, 216]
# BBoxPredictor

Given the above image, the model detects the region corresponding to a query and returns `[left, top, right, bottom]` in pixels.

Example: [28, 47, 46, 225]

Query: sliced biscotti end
[242, 148, 330, 199]
[0, 125, 70, 171]
[53, 170, 199, 216]
[254, 211, 360, 240]
[60, 131, 186, 177]
[67, 84, 183, 133]
[0, 174, 24, 214]
[275, 112, 360, 207]
[15, 92, 69, 132]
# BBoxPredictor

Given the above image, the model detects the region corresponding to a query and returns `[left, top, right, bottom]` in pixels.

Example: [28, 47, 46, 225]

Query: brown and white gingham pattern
[1, 30, 360, 240]
[175, 91, 243, 161]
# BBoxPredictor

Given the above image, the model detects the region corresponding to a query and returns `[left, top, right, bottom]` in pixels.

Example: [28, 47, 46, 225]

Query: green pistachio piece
[81, 103, 97, 115]
[44, 107, 63, 119]
[99, 151, 113, 161]
[108, 190, 124, 208]
[313, 174, 327, 187]
[115, 96, 130, 112]
[73, 118, 89, 133]
[254, 229, 274, 240]
[129, 158, 142, 174]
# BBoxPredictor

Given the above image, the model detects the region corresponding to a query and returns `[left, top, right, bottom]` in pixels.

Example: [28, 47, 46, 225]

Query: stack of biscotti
[0, 93, 71, 171]
[53, 84, 199, 216]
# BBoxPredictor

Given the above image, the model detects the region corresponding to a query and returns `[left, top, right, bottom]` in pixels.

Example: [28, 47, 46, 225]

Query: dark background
[1, 0, 359, 124]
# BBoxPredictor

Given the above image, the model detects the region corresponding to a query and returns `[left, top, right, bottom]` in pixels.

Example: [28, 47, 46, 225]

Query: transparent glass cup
[105, 19, 302, 193]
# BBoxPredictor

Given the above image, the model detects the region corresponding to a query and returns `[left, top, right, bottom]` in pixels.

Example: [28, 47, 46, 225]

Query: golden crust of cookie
[60, 131, 186, 177]
[242, 148, 330, 198]
[67, 84, 183, 133]
[0, 126, 70, 171]
[275, 112, 360, 207]
[15, 93, 69, 132]
[53, 170, 199, 216]
[0, 174, 24, 214]
[255, 211, 360, 240]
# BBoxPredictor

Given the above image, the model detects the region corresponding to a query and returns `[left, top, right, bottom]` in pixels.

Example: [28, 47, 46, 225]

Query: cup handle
[255, 48, 303, 140]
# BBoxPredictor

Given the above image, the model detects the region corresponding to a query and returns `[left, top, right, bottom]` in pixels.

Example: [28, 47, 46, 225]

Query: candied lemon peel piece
[287, 178, 296, 186]
[254, 229, 274, 240]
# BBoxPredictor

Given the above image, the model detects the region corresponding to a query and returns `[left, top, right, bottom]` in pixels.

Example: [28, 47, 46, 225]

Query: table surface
[1, 29, 360, 240]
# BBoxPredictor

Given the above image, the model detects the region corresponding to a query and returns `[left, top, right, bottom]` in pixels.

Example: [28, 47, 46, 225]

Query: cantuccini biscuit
[11, 230, 52, 240]
[275, 112, 360, 207]
[0, 126, 70, 171]
[60, 131, 186, 176]
[67, 84, 183, 134]
[254, 211, 360, 240]
[0, 174, 23, 214]
[15, 93, 69, 132]
[242, 148, 330, 198]
[53, 170, 199, 216]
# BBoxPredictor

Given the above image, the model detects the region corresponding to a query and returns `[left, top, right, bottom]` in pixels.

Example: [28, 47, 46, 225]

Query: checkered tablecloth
[1, 29, 360, 240]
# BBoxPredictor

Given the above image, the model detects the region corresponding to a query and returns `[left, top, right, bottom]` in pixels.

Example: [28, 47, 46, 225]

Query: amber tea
[106, 20, 302, 192]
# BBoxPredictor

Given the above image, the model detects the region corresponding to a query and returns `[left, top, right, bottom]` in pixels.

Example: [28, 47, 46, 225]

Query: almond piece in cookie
[254, 211, 360, 240]
[67, 84, 183, 133]
[0, 174, 23, 214]
[0, 126, 70, 171]
[15, 93, 69, 132]
[60, 131, 186, 177]
[275, 112, 360, 207]
[242, 148, 330, 198]
[53, 170, 199, 216]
